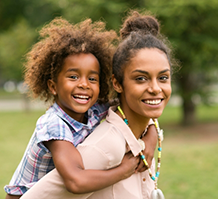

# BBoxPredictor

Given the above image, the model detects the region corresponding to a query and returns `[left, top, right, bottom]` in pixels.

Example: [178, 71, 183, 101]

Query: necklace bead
[117, 106, 164, 198]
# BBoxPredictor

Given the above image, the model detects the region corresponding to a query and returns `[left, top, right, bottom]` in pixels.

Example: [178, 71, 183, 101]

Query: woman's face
[117, 48, 171, 120]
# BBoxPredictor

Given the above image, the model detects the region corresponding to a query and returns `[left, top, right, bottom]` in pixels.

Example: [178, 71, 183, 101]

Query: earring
[53, 91, 56, 95]
[159, 89, 162, 92]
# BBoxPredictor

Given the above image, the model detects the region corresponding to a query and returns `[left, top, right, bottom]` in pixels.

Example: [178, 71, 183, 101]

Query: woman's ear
[112, 74, 123, 93]
[47, 79, 57, 95]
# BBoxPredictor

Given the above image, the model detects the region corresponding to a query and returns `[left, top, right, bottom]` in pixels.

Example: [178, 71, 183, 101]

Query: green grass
[159, 142, 218, 199]
[158, 104, 218, 125]
[0, 110, 44, 198]
[0, 105, 217, 198]
[0, 88, 22, 99]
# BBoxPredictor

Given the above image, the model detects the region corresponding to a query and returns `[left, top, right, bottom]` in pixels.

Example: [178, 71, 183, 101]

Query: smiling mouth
[143, 99, 162, 105]
[73, 95, 90, 101]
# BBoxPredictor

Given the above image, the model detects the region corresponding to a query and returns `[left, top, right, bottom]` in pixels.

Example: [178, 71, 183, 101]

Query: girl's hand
[136, 124, 158, 172]
[119, 151, 140, 179]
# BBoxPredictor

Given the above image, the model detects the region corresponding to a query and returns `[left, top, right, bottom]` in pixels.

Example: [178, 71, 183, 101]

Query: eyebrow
[132, 69, 170, 75]
[66, 68, 99, 75]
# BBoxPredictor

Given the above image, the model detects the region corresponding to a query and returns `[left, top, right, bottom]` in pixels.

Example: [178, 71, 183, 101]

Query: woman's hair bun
[120, 10, 160, 40]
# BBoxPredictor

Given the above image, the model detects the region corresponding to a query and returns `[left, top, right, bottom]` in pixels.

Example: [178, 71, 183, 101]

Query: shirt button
[142, 178, 146, 182]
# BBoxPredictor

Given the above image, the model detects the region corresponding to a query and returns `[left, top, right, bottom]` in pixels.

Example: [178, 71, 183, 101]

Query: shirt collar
[106, 106, 142, 157]
[49, 102, 100, 131]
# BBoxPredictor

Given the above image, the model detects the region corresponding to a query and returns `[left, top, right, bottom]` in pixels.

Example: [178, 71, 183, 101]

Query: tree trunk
[178, 72, 197, 125]
[182, 98, 196, 125]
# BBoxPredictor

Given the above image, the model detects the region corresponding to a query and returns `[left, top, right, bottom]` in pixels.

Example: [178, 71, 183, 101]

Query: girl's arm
[44, 140, 139, 194]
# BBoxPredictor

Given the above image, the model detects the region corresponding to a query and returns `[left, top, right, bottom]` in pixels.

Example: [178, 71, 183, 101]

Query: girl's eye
[89, 77, 98, 82]
[70, 75, 78, 80]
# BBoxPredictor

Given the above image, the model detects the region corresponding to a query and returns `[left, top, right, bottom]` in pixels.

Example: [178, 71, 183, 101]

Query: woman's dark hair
[112, 10, 178, 86]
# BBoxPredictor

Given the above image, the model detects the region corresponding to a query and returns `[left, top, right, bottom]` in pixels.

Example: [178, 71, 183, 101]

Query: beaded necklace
[117, 106, 165, 199]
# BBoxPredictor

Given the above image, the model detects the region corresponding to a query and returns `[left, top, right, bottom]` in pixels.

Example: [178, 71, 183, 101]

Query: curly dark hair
[24, 17, 117, 104]
[112, 10, 179, 86]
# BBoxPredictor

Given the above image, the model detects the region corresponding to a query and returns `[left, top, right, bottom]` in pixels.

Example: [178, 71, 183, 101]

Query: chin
[147, 112, 163, 119]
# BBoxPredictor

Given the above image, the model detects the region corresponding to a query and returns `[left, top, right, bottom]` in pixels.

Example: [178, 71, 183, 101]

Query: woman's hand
[119, 151, 140, 179]
[136, 124, 158, 172]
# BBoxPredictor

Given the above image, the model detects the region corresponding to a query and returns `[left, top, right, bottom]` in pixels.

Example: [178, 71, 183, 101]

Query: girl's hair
[24, 17, 117, 104]
[112, 10, 178, 86]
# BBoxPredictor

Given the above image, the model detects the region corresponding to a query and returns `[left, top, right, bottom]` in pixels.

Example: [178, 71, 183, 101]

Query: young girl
[5, 17, 157, 199]
[20, 10, 179, 199]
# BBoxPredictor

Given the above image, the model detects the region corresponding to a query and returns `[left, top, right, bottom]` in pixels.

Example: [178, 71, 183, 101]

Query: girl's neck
[116, 105, 150, 139]
[56, 101, 86, 123]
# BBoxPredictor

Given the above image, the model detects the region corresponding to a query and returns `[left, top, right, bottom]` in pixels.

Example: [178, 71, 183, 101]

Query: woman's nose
[147, 80, 161, 94]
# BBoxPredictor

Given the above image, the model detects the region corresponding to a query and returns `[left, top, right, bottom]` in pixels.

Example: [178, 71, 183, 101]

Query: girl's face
[48, 53, 100, 122]
[116, 48, 171, 120]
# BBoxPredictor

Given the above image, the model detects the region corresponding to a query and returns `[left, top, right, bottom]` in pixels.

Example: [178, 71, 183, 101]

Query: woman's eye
[136, 76, 147, 81]
[159, 76, 169, 81]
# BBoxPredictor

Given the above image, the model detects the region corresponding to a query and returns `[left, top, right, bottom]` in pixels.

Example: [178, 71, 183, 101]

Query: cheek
[165, 84, 172, 98]
[95, 84, 100, 97]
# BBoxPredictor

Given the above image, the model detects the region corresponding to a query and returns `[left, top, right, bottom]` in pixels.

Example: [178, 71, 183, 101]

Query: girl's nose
[78, 78, 90, 89]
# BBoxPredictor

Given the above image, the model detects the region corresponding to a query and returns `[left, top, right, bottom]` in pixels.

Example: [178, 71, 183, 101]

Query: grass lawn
[0, 105, 218, 198]
[0, 110, 45, 198]
[159, 136, 218, 199]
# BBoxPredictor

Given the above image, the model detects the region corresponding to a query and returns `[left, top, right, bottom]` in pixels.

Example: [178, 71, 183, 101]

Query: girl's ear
[47, 79, 57, 95]
[112, 74, 123, 93]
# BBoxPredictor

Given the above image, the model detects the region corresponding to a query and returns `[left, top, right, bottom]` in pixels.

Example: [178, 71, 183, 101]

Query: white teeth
[144, 99, 161, 105]
[74, 95, 89, 99]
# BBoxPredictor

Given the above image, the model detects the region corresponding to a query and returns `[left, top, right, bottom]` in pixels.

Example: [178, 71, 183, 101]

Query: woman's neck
[116, 105, 150, 139]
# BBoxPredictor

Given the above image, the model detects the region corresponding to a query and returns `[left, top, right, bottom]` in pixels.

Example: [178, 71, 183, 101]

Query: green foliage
[0, 0, 218, 123]
[0, 0, 143, 83]
[0, 19, 36, 81]
[145, 0, 218, 123]
[0, 0, 26, 31]
[53, 0, 145, 30]
[0, 0, 62, 31]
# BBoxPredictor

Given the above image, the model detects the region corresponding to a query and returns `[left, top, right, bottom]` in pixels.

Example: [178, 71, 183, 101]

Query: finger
[136, 160, 148, 172]
[125, 151, 134, 158]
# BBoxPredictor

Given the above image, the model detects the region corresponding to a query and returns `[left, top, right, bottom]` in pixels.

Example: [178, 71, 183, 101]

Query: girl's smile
[48, 53, 100, 122]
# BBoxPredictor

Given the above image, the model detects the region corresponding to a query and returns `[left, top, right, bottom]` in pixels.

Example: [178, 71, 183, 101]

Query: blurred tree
[0, 0, 140, 83]
[0, 0, 217, 124]
[50, 0, 146, 30]
[0, 0, 26, 31]
[0, 19, 36, 82]
[0, 0, 62, 31]
[0, 0, 63, 83]
[147, 0, 218, 125]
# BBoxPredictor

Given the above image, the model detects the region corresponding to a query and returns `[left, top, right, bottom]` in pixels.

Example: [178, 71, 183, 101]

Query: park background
[0, 0, 217, 198]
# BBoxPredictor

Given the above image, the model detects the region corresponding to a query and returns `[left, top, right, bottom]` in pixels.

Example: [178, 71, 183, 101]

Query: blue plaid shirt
[4, 102, 108, 195]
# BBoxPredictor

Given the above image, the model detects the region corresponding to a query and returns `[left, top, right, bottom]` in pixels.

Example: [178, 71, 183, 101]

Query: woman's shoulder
[78, 120, 126, 168]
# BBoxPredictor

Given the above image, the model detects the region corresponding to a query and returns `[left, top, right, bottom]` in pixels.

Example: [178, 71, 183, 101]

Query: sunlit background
[0, 0, 217, 198]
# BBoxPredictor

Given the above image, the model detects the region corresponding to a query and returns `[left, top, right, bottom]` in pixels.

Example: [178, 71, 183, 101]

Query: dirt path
[163, 122, 218, 143]
[0, 99, 46, 111]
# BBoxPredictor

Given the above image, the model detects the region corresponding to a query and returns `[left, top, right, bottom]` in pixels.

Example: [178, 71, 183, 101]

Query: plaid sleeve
[92, 102, 109, 120]
[36, 113, 75, 152]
